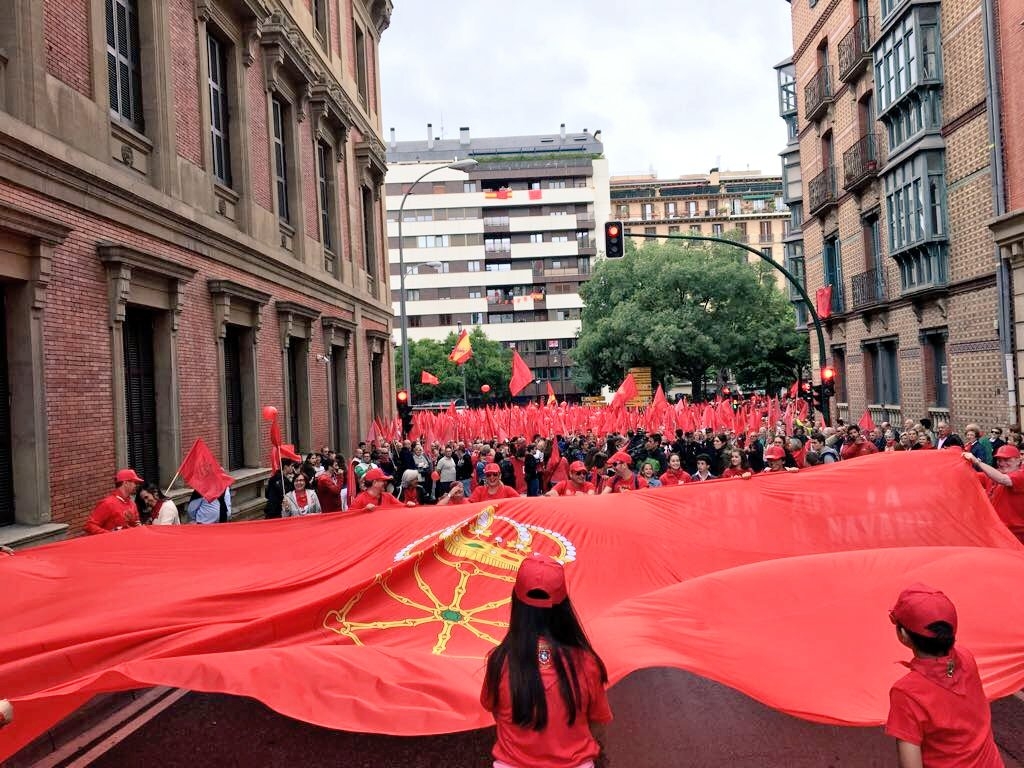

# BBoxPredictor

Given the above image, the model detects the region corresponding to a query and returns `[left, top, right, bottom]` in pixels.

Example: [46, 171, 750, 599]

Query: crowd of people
[79, 414, 1024, 546]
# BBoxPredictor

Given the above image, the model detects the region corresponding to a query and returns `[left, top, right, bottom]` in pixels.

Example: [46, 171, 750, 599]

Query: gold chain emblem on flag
[322, 506, 576, 655]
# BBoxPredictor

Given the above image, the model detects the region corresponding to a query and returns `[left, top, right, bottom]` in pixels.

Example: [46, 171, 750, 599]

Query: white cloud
[380, 1, 794, 177]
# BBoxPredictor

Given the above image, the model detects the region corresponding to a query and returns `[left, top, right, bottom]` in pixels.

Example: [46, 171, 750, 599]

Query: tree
[575, 238, 809, 399]
[396, 327, 512, 404]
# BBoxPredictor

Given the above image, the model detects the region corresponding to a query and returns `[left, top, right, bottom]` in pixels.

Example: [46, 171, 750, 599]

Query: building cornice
[0, 201, 72, 245]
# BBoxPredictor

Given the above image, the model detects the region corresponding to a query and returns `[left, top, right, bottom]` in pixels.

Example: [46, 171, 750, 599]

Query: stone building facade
[0, 0, 394, 542]
[781, 0, 1007, 432]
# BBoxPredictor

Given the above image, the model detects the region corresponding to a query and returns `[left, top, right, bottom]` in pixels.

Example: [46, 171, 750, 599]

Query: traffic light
[820, 366, 836, 398]
[396, 389, 413, 437]
[604, 221, 625, 258]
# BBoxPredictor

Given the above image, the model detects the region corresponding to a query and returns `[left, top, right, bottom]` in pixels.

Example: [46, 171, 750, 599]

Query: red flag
[815, 286, 833, 319]
[859, 410, 876, 432]
[3, 452, 1024, 761]
[178, 438, 234, 502]
[528, 189, 542, 200]
[546, 382, 557, 406]
[509, 350, 534, 396]
[448, 330, 473, 366]
[270, 416, 283, 448]
[652, 384, 669, 411]
[421, 370, 440, 386]
[270, 443, 301, 469]
[610, 373, 639, 409]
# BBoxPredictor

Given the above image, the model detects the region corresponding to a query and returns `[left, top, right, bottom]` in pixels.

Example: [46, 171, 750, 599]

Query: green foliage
[575, 238, 809, 398]
[396, 327, 512, 403]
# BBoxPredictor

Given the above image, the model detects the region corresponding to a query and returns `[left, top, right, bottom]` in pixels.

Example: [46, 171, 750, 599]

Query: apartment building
[0, 0, 393, 541]
[386, 126, 610, 402]
[609, 171, 792, 290]
[780, 0, 1006, 431]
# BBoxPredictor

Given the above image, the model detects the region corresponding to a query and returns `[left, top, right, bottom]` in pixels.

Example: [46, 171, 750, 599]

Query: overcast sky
[379, 2, 794, 179]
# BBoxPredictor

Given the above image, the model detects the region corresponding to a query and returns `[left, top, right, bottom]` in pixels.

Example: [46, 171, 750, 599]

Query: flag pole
[163, 437, 199, 496]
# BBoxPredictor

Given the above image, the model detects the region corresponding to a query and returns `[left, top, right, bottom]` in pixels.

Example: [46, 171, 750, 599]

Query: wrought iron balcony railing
[807, 165, 838, 217]
[850, 266, 889, 309]
[843, 133, 881, 191]
[804, 65, 833, 121]
[838, 17, 875, 82]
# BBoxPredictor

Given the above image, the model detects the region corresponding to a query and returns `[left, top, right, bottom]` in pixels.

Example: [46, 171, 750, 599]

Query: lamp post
[397, 158, 479, 399]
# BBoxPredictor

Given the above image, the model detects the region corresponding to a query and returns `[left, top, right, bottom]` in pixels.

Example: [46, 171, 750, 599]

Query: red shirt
[658, 469, 692, 486]
[483, 647, 612, 768]
[469, 483, 521, 503]
[316, 473, 344, 513]
[721, 467, 746, 478]
[986, 469, 1024, 540]
[607, 473, 648, 493]
[85, 490, 140, 535]
[348, 490, 402, 512]
[551, 480, 595, 496]
[508, 456, 527, 495]
[840, 439, 879, 460]
[885, 647, 1002, 767]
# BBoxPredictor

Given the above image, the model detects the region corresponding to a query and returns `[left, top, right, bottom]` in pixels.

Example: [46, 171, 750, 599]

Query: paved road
[83, 668, 1024, 768]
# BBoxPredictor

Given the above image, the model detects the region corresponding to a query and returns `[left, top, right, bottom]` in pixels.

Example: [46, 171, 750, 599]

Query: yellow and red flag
[447, 330, 473, 366]
[546, 381, 557, 406]
[1, 453, 1024, 760]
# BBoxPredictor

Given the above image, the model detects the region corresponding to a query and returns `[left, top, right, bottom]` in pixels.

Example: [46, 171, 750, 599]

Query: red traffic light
[821, 366, 836, 382]
[607, 224, 620, 237]
[396, 390, 409, 404]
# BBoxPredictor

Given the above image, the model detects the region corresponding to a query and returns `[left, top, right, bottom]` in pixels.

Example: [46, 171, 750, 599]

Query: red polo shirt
[469, 483, 521, 503]
[986, 468, 1024, 541]
[315, 473, 344, 513]
[85, 490, 140, 535]
[550, 480, 595, 496]
[607, 473, 648, 493]
[658, 469, 692, 486]
[885, 647, 1002, 767]
[348, 491, 402, 512]
[483, 647, 612, 768]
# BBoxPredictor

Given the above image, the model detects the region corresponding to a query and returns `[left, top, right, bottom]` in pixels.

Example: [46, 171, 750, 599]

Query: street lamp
[397, 158, 479, 398]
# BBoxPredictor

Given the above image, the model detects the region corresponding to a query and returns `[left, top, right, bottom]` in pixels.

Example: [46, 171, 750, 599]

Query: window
[464, 182, 477, 193]
[752, 199, 766, 212]
[106, 0, 144, 129]
[405, 265, 418, 276]
[761, 247, 773, 260]
[485, 237, 511, 252]
[354, 23, 368, 102]
[690, 225, 700, 234]
[712, 223, 723, 236]
[470, 312, 484, 324]
[823, 233, 843, 312]
[123, 307, 159, 482]
[555, 309, 580, 321]
[548, 180, 566, 189]
[271, 97, 291, 224]
[551, 235, 568, 243]
[642, 203, 654, 220]
[922, 331, 948, 408]
[617, 204, 629, 218]
[468, 289, 482, 299]
[361, 185, 377, 277]
[687, 201, 697, 217]
[317, 140, 335, 256]
[644, 227, 656, 236]
[488, 313, 513, 324]
[417, 235, 451, 249]
[207, 33, 231, 186]
[485, 263, 510, 272]
[874, 6, 942, 124]
[865, 339, 900, 405]
[438, 313, 453, 326]
[668, 225, 680, 234]
[312, 0, 327, 39]
[223, 325, 245, 471]
[406, 289, 419, 301]
[760, 220, 773, 243]
[407, 316, 421, 328]
[883, 150, 948, 292]
[436, 287, 451, 299]
[534, 340, 548, 353]
[831, 347, 848, 402]
[578, 257, 591, 274]
[666, 202, 677, 217]
[467, 261, 481, 272]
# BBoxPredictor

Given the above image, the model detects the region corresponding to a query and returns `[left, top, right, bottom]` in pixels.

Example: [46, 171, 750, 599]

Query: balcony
[578, 242, 596, 256]
[804, 65, 833, 122]
[838, 17, 875, 82]
[843, 133, 881, 192]
[850, 266, 889, 309]
[807, 166, 838, 217]
[483, 217, 510, 233]
[575, 213, 595, 227]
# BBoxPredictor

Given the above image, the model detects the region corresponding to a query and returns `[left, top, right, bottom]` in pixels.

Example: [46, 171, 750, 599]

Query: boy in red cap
[963, 445, 1024, 543]
[468, 463, 522, 503]
[886, 584, 1004, 767]
[482, 555, 612, 768]
[348, 468, 410, 512]
[85, 468, 144, 534]
[546, 461, 596, 496]
[762, 445, 798, 473]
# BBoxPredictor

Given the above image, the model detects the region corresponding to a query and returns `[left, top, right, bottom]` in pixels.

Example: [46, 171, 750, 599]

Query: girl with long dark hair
[481, 556, 612, 768]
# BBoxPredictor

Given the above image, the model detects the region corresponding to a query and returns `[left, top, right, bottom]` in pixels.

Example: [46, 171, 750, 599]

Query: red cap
[363, 468, 391, 482]
[889, 583, 957, 637]
[484, 462, 502, 475]
[115, 468, 144, 484]
[514, 555, 568, 608]
[609, 451, 632, 466]
[763, 446, 786, 461]
[569, 460, 587, 473]
[995, 445, 1021, 459]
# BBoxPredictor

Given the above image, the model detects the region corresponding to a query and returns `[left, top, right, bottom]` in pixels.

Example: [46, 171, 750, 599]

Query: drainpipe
[983, 0, 1015, 421]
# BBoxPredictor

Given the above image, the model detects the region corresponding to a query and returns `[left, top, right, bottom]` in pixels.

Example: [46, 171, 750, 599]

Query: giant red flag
[2, 453, 1024, 762]
[448, 330, 473, 366]
[178, 438, 234, 502]
[509, 350, 534, 396]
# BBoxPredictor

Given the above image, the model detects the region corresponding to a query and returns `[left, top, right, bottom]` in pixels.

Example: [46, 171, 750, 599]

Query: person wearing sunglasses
[599, 451, 648, 494]
[546, 461, 596, 497]
[468, 462, 522, 503]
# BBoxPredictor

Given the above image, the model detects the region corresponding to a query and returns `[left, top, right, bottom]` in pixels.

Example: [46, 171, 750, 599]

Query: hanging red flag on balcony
[815, 285, 833, 319]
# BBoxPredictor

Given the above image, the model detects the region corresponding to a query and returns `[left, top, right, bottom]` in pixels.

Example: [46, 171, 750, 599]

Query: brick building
[780, 0, 1008, 432]
[0, 0, 395, 543]
[989, 0, 1024, 426]
[610, 170, 793, 292]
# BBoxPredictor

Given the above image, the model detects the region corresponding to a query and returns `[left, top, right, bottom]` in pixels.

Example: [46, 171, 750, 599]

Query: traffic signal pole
[613, 229, 832, 425]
